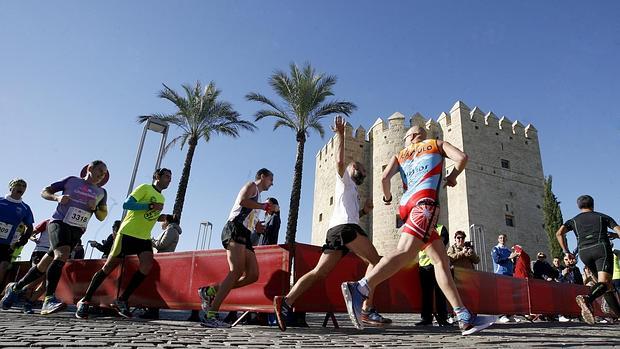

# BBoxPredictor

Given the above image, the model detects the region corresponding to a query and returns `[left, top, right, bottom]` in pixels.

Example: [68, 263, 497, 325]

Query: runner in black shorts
[75, 168, 172, 319]
[273, 116, 390, 332]
[556, 194, 620, 324]
[221, 220, 254, 252]
[197, 168, 278, 328]
[2, 162, 108, 315]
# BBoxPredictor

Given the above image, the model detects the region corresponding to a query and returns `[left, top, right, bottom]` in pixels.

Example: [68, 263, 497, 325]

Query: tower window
[329, 196, 333, 205]
[501, 159, 510, 169]
[319, 213, 323, 222]
[505, 204, 510, 212]
[505, 214, 515, 227]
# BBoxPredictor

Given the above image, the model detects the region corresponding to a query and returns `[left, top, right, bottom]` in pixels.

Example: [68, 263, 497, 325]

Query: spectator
[257, 198, 280, 246]
[612, 249, 620, 292]
[89, 220, 121, 259]
[532, 252, 558, 281]
[552, 257, 564, 275]
[492, 234, 516, 276]
[492, 233, 518, 323]
[141, 215, 181, 320]
[447, 230, 479, 269]
[152, 215, 181, 253]
[557, 253, 583, 322]
[512, 245, 532, 279]
[416, 225, 449, 327]
[558, 253, 583, 285]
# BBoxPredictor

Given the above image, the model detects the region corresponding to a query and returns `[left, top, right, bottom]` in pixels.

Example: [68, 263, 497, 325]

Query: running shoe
[361, 308, 392, 326]
[273, 296, 292, 331]
[460, 314, 496, 336]
[198, 286, 217, 313]
[75, 298, 90, 319]
[1, 282, 22, 310]
[341, 281, 367, 330]
[200, 313, 231, 328]
[576, 295, 595, 325]
[40, 295, 66, 315]
[22, 301, 34, 314]
[558, 315, 571, 323]
[111, 299, 132, 318]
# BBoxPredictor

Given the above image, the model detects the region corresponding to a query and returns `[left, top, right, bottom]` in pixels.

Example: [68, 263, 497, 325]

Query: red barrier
[292, 243, 597, 316]
[56, 245, 290, 312]
[5, 243, 603, 317]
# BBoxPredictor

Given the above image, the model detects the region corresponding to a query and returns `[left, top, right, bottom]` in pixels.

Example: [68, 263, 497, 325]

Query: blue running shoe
[1, 282, 22, 310]
[200, 311, 231, 328]
[341, 281, 366, 330]
[40, 295, 66, 315]
[460, 314, 496, 335]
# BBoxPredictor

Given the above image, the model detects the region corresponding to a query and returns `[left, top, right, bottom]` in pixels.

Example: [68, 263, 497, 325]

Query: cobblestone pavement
[1, 307, 619, 348]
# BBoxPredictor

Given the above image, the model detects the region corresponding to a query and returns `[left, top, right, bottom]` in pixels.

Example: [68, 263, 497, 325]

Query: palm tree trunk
[285, 134, 305, 246]
[173, 137, 198, 221]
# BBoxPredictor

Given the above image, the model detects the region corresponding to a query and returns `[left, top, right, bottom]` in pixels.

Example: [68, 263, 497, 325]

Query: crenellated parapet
[315, 121, 370, 161]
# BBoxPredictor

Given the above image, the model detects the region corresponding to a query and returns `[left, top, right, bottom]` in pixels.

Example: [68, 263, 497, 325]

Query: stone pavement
[1, 307, 619, 348]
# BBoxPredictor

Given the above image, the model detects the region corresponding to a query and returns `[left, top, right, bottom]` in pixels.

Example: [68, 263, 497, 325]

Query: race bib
[0, 222, 13, 239]
[63, 207, 92, 228]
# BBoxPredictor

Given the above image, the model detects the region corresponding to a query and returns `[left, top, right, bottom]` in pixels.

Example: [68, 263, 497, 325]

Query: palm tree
[246, 63, 356, 245]
[140, 81, 257, 220]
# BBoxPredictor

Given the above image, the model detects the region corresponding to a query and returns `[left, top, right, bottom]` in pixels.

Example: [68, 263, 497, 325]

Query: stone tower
[311, 101, 546, 272]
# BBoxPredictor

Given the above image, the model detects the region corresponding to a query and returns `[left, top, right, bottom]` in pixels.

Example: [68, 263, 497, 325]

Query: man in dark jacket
[533, 252, 559, 281]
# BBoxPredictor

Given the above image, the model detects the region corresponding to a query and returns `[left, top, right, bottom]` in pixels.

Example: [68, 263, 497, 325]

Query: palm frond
[163, 134, 188, 155]
[311, 101, 357, 118]
[273, 119, 296, 132]
[306, 119, 325, 138]
[245, 92, 286, 116]
[254, 109, 291, 122]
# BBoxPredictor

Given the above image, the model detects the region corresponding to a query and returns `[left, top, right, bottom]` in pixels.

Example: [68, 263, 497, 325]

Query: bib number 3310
[63, 207, 92, 228]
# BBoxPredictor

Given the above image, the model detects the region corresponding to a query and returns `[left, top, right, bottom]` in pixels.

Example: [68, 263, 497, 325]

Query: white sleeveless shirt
[328, 171, 360, 228]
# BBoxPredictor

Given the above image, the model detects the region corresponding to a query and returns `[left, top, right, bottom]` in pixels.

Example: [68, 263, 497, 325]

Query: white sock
[357, 278, 370, 297]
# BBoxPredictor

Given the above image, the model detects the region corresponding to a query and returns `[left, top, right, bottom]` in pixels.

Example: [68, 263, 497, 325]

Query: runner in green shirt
[75, 168, 172, 319]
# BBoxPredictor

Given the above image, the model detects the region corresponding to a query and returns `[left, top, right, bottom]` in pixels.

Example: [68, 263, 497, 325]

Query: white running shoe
[461, 314, 497, 336]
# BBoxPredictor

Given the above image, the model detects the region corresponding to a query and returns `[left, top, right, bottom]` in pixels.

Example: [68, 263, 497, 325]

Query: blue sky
[1, 1, 619, 259]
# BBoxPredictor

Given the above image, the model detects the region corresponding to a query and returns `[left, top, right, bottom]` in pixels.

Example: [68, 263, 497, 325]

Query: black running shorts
[580, 243, 614, 275]
[221, 221, 254, 252]
[322, 224, 368, 256]
[109, 233, 153, 258]
[0, 244, 12, 263]
[47, 221, 83, 256]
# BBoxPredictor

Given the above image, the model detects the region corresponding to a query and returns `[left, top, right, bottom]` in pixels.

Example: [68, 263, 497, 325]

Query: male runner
[75, 168, 171, 319]
[556, 194, 620, 325]
[341, 125, 496, 335]
[273, 116, 390, 331]
[198, 168, 278, 328]
[0, 179, 35, 287]
[2, 161, 108, 314]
